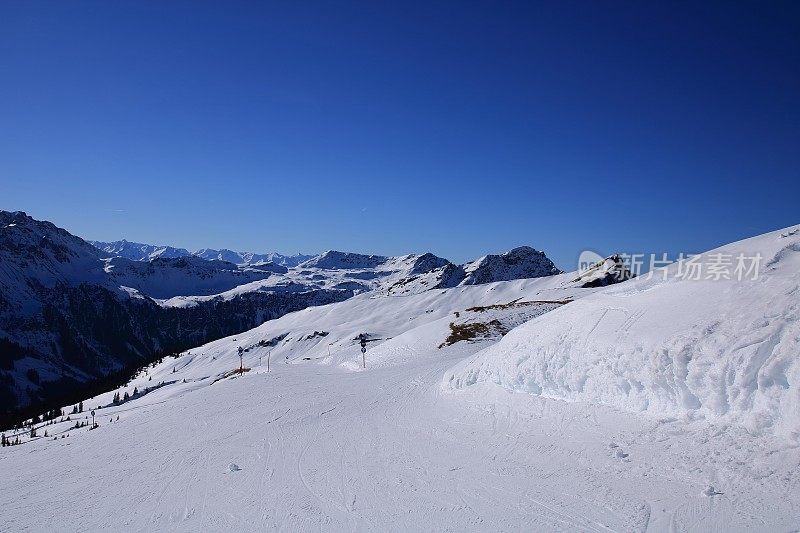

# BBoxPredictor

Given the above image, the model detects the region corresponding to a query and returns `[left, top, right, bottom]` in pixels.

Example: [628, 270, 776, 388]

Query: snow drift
[445, 225, 800, 439]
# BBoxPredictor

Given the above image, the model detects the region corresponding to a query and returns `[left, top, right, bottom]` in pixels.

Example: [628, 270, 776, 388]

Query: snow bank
[445, 225, 800, 439]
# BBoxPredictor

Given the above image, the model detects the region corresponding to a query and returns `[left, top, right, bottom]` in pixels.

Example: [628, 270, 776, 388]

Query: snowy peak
[406, 253, 453, 276]
[91, 240, 191, 261]
[383, 248, 563, 295]
[299, 250, 389, 270]
[461, 246, 561, 285]
[193, 249, 310, 267]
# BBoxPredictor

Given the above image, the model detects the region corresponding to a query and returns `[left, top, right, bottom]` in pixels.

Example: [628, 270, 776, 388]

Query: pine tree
[30, 427, 37, 438]
[133, 387, 138, 396]
[1, 434, 6, 447]
[123, 391, 130, 401]
[79, 401, 84, 413]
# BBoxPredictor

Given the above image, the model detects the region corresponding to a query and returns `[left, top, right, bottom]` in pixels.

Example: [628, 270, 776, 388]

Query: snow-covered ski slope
[446, 225, 800, 440]
[72, 273, 588, 400]
[2, 226, 800, 531]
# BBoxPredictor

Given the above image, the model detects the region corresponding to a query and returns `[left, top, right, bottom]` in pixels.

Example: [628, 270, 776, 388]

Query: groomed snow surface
[2, 226, 800, 531]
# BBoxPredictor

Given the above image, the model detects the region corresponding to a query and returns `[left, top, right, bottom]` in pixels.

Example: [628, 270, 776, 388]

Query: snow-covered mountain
[461, 246, 562, 285]
[90, 239, 192, 261]
[3, 225, 799, 531]
[295, 248, 562, 297]
[298, 250, 389, 270]
[91, 239, 313, 267]
[193, 248, 313, 267]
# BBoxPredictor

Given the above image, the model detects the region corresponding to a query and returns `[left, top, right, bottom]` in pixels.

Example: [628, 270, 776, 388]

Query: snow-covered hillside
[3, 227, 800, 531]
[446, 225, 800, 439]
[0, 273, 592, 450]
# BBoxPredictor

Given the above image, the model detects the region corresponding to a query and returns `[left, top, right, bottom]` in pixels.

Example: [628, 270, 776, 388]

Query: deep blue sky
[1, 1, 798, 268]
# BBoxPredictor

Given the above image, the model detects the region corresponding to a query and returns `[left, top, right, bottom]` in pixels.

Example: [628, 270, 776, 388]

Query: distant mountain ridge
[90, 239, 313, 267]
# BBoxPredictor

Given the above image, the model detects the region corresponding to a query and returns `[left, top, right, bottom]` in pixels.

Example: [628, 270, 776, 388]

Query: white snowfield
[2, 226, 800, 531]
[446, 225, 800, 439]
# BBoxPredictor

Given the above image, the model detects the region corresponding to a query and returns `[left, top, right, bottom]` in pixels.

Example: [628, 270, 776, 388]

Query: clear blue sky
[1, 1, 798, 268]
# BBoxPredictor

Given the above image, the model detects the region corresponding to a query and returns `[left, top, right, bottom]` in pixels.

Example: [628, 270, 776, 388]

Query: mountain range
[90, 239, 314, 267]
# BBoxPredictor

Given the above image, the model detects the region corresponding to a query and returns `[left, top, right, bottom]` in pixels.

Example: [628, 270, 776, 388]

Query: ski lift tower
[359, 334, 367, 369]
[238, 346, 243, 373]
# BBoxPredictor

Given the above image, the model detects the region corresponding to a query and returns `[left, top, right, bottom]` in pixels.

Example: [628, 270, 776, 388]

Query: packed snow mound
[461, 246, 561, 285]
[571, 254, 635, 288]
[445, 225, 800, 439]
